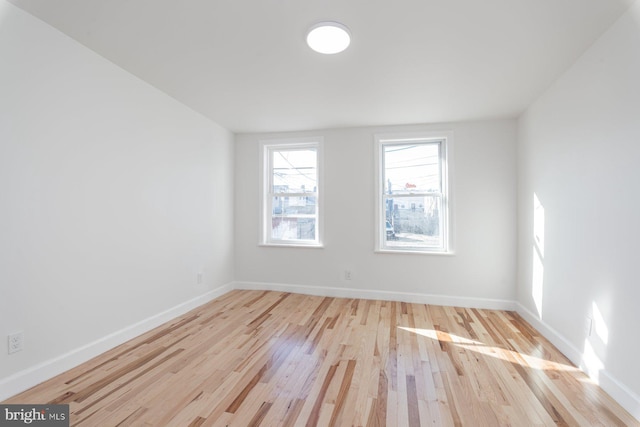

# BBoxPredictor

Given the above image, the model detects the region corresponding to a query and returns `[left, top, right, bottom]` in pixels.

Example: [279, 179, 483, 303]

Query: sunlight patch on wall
[533, 193, 545, 256]
[581, 300, 609, 387]
[582, 339, 604, 384]
[591, 301, 609, 345]
[581, 301, 611, 386]
[532, 250, 544, 318]
[532, 193, 545, 318]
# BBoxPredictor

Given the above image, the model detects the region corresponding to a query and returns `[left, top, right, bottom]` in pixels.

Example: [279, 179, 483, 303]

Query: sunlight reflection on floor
[398, 326, 580, 372]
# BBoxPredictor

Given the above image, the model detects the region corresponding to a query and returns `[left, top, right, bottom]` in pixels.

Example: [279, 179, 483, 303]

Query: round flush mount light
[306, 21, 351, 54]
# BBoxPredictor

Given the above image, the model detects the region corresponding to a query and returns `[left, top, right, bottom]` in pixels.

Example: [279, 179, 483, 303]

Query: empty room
[1, 0, 639, 425]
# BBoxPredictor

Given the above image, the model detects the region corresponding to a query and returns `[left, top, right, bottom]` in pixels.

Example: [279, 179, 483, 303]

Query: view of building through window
[382, 141, 446, 250]
[269, 147, 318, 243]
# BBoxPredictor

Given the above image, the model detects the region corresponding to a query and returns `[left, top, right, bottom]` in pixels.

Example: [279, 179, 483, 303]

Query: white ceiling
[9, 0, 635, 133]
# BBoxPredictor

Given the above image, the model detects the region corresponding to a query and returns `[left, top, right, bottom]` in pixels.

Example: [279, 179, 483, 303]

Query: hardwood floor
[4, 290, 637, 426]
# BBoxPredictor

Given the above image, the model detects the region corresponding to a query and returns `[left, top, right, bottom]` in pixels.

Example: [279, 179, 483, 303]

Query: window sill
[375, 249, 455, 256]
[259, 243, 324, 249]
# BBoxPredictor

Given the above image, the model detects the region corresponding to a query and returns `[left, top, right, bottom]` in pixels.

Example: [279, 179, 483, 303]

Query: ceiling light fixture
[306, 21, 351, 54]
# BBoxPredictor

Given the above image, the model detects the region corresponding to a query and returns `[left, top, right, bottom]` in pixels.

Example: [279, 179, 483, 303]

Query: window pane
[384, 143, 440, 195]
[384, 195, 442, 249]
[272, 149, 317, 194]
[272, 196, 316, 216]
[271, 217, 316, 241]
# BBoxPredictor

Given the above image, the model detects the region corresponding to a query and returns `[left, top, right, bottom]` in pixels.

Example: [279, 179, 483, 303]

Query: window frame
[259, 137, 324, 248]
[374, 132, 454, 254]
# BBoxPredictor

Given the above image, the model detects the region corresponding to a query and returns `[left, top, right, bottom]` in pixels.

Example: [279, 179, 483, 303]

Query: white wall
[517, 0, 640, 417]
[0, 0, 234, 395]
[235, 120, 517, 306]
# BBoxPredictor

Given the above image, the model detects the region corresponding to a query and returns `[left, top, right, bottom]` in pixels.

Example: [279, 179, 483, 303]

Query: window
[261, 138, 322, 246]
[375, 133, 452, 253]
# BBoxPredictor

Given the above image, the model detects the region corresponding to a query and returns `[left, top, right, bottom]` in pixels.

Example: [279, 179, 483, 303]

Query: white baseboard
[0, 283, 233, 402]
[233, 280, 516, 311]
[516, 303, 640, 422]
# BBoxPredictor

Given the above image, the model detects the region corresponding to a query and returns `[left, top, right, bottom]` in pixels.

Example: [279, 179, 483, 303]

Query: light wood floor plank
[3, 290, 638, 426]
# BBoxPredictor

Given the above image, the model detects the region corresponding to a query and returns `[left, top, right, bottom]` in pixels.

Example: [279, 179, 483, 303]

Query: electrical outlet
[585, 317, 593, 337]
[344, 270, 352, 281]
[197, 271, 203, 285]
[8, 332, 23, 354]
